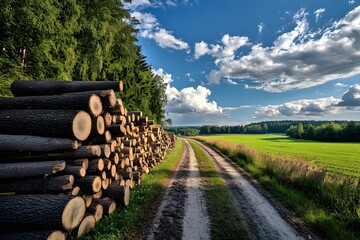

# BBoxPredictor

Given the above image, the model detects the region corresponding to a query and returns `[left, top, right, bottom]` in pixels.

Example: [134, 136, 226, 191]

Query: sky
[124, 0, 360, 126]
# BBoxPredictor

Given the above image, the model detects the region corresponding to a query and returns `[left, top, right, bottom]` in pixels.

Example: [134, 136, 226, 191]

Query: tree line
[286, 122, 360, 142]
[0, 0, 167, 124]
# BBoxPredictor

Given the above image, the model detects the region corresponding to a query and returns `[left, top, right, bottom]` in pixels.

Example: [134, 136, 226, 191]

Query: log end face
[96, 116, 105, 135]
[77, 215, 96, 237]
[61, 196, 86, 230]
[108, 202, 116, 214]
[89, 94, 103, 117]
[47, 230, 66, 240]
[119, 81, 123, 92]
[72, 111, 92, 141]
[123, 186, 130, 207]
[92, 176, 102, 193]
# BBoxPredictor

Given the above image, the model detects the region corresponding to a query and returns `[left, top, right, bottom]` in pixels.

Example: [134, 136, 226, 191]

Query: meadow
[196, 134, 360, 239]
[199, 134, 360, 177]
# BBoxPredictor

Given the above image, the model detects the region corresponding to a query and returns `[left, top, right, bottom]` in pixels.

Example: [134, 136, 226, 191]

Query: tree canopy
[0, 0, 167, 124]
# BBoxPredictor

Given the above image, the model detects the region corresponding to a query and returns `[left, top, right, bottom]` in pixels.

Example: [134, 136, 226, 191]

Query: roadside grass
[196, 136, 360, 240]
[188, 140, 251, 240]
[82, 139, 184, 240]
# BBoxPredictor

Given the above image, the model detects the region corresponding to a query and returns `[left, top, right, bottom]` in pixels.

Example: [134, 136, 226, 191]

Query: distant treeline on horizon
[165, 120, 360, 142]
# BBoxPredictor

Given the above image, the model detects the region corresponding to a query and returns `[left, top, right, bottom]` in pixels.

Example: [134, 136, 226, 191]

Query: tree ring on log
[61, 196, 86, 230]
[72, 111, 92, 141]
[88, 94, 103, 117]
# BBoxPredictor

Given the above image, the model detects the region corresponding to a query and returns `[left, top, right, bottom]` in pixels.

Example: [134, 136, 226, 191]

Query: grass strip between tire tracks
[81, 139, 184, 240]
[188, 139, 251, 240]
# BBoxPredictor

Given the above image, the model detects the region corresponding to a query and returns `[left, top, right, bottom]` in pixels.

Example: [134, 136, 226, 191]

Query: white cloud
[123, 0, 152, 10]
[314, 8, 326, 22]
[194, 34, 249, 59]
[152, 68, 173, 84]
[255, 97, 341, 118]
[130, 11, 189, 51]
[227, 79, 238, 85]
[335, 82, 349, 88]
[185, 73, 195, 82]
[337, 84, 360, 107]
[349, 0, 355, 4]
[195, 6, 360, 92]
[258, 23, 265, 34]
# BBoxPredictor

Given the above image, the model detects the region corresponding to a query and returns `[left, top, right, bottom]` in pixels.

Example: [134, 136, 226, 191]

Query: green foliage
[0, 0, 167, 124]
[166, 126, 201, 136]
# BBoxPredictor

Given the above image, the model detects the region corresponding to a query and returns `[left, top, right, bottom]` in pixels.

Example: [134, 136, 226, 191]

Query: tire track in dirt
[194, 140, 308, 240]
[146, 140, 210, 240]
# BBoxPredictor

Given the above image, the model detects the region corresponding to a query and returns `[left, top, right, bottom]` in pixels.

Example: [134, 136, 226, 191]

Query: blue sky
[125, 0, 360, 126]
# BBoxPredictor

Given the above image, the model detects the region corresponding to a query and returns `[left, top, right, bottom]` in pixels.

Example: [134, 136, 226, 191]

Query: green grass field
[200, 134, 360, 177]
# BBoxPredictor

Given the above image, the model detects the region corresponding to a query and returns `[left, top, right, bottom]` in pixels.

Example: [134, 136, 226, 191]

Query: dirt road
[146, 139, 308, 240]
[146, 140, 210, 240]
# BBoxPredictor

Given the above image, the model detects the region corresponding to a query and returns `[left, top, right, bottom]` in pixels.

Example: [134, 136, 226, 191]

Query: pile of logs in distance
[0, 80, 176, 240]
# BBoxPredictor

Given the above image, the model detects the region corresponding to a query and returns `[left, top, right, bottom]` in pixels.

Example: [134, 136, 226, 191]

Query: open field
[198, 134, 360, 177]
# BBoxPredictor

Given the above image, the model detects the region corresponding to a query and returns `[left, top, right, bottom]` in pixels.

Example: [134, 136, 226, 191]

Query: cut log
[11, 80, 123, 96]
[90, 116, 105, 136]
[87, 158, 104, 172]
[0, 110, 91, 141]
[92, 198, 116, 215]
[0, 175, 74, 194]
[90, 131, 112, 144]
[0, 230, 66, 240]
[92, 189, 102, 199]
[107, 124, 126, 136]
[77, 214, 96, 237]
[0, 195, 85, 230]
[103, 185, 130, 207]
[75, 176, 102, 194]
[88, 203, 103, 222]
[63, 166, 86, 177]
[100, 144, 111, 158]
[83, 195, 93, 208]
[0, 134, 79, 152]
[67, 186, 81, 196]
[0, 145, 101, 162]
[63, 90, 117, 109]
[0, 161, 66, 179]
[66, 158, 88, 170]
[0, 93, 103, 117]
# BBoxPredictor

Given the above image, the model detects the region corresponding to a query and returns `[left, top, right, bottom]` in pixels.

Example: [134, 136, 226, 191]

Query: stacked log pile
[0, 80, 176, 239]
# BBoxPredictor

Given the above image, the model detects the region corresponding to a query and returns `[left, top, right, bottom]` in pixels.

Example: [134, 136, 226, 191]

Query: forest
[0, 0, 167, 124]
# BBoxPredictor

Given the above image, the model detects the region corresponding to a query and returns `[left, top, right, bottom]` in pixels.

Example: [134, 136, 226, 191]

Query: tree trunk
[103, 185, 130, 207]
[0, 230, 66, 240]
[63, 166, 86, 177]
[90, 131, 112, 144]
[0, 93, 103, 117]
[0, 145, 101, 162]
[0, 110, 91, 141]
[66, 158, 88, 170]
[77, 214, 96, 237]
[0, 134, 79, 152]
[11, 80, 123, 96]
[107, 124, 127, 137]
[87, 158, 104, 173]
[75, 176, 102, 194]
[90, 116, 105, 136]
[87, 203, 103, 222]
[92, 198, 116, 215]
[64, 90, 117, 110]
[0, 175, 74, 194]
[0, 195, 85, 230]
[0, 161, 66, 179]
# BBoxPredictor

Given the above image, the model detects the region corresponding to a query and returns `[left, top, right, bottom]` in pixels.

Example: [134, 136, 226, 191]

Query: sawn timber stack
[0, 80, 177, 239]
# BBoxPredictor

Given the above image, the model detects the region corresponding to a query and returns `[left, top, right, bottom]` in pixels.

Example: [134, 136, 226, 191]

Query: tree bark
[103, 185, 130, 207]
[0, 110, 91, 141]
[87, 203, 103, 222]
[75, 176, 102, 194]
[92, 198, 116, 215]
[0, 134, 79, 152]
[0, 195, 85, 230]
[0, 175, 74, 194]
[0, 230, 66, 240]
[0, 145, 101, 162]
[0, 161, 66, 179]
[0, 93, 103, 117]
[11, 80, 123, 96]
[63, 166, 86, 177]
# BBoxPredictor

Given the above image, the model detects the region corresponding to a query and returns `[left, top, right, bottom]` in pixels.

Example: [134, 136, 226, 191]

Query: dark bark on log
[92, 198, 116, 215]
[87, 158, 104, 172]
[88, 203, 103, 222]
[0, 161, 66, 179]
[66, 158, 88, 170]
[75, 176, 102, 194]
[0, 230, 66, 240]
[0, 146, 101, 162]
[90, 131, 112, 144]
[0, 134, 79, 152]
[107, 124, 126, 137]
[0, 93, 103, 117]
[103, 185, 130, 207]
[63, 166, 86, 177]
[0, 175, 74, 194]
[0, 195, 85, 231]
[64, 90, 117, 110]
[90, 116, 105, 136]
[11, 80, 123, 96]
[0, 110, 91, 141]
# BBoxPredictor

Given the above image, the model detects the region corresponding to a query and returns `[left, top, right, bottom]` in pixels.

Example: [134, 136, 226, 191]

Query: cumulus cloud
[255, 97, 341, 118]
[131, 11, 189, 51]
[335, 82, 349, 88]
[314, 8, 325, 22]
[337, 84, 360, 107]
[258, 23, 265, 34]
[123, 0, 152, 10]
[349, 0, 355, 4]
[195, 6, 360, 92]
